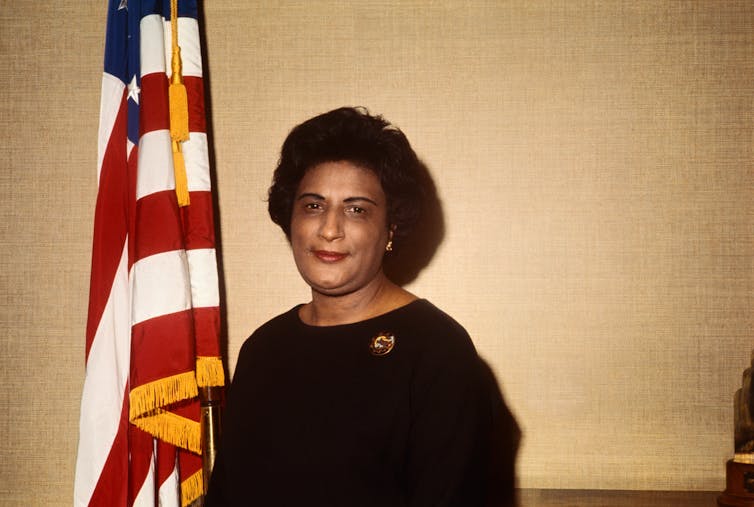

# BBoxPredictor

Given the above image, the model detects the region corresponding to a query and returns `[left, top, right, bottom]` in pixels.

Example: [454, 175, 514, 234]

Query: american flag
[74, 1, 224, 505]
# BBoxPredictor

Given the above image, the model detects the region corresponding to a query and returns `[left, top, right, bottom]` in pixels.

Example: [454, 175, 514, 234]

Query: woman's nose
[319, 209, 344, 241]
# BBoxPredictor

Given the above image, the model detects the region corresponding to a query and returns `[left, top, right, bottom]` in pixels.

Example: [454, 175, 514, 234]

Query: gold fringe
[132, 408, 202, 454]
[181, 469, 204, 507]
[196, 356, 225, 387]
[128, 373, 201, 453]
[129, 371, 198, 421]
[172, 142, 191, 207]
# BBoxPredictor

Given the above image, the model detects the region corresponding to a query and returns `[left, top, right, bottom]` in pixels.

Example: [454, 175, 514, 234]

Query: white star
[118, 0, 127, 10]
[127, 74, 140, 104]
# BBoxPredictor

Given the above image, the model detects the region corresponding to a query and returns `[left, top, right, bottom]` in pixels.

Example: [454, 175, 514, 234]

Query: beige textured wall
[1, 1, 752, 504]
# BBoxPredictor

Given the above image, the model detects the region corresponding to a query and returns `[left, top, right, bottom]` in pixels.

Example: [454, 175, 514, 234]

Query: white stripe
[178, 17, 202, 77]
[163, 17, 203, 78]
[135, 130, 211, 198]
[141, 14, 167, 77]
[97, 73, 125, 185]
[183, 132, 211, 191]
[136, 129, 174, 200]
[187, 248, 220, 308]
[74, 243, 131, 507]
[131, 250, 191, 325]
[132, 446, 156, 507]
[157, 463, 181, 507]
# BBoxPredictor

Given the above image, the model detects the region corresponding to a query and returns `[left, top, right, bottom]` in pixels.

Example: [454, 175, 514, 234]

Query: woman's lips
[313, 250, 348, 262]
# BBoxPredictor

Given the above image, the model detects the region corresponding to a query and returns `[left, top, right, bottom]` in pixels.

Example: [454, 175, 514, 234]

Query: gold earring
[385, 240, 393, 252]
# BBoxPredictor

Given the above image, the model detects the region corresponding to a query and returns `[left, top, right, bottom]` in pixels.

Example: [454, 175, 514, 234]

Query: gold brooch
[369, 332, 396, 356]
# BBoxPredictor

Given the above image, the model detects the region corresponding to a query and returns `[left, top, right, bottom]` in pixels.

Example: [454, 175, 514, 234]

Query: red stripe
[140, 74, 205, 136]
[88, 390, 129, 507]
[130, 310, 195, 389]
[134, 190, 185, 261]
[140, 73, 170, 135]
[180, 191, 216, 250]
[128, 425, 154, 506]
[126, 146, 139, 272]
[175, 401, 203, 497]
[193, 306, 221, 357]
[179, 443, 203, 485]
[156, 440, 177, 492]
[86, 92, 129, 359]
[185, 76, 206, 133]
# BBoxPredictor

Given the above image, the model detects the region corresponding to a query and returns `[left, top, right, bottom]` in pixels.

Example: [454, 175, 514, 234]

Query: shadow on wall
[383, 158, 521, 505]
[481, 358, 522, 507]
[383, 156, 445, 286]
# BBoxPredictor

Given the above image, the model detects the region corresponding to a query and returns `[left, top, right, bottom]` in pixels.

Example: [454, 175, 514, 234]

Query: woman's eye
[304, 202, 322, 211]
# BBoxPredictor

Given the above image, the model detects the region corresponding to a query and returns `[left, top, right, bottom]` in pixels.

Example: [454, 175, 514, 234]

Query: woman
[206, 107, 514, 506]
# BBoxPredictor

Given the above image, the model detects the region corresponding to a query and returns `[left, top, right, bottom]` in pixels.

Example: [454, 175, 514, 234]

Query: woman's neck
[300, 273, 416, 326]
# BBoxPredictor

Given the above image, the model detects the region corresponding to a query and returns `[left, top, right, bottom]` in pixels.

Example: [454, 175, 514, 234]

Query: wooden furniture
[717, 459, 754, 507]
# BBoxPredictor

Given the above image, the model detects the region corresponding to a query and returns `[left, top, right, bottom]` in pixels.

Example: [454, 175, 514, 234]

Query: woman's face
[290, 161, 391, 298]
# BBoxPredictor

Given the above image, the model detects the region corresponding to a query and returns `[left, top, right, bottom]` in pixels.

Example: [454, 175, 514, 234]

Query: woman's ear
[385, 225, 396, 252]
[388, 225, 396, 241]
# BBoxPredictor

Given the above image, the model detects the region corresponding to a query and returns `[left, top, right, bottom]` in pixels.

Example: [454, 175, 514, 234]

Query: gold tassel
[196, 356, 226, 388]
[169, 0, 190, 207]
[181, 469, 204, 507]
[169, 46, 190, 143]
[173, 141, 191, 206]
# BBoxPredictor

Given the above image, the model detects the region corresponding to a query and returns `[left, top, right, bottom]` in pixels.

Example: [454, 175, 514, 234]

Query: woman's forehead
[298, 161, 385, 201]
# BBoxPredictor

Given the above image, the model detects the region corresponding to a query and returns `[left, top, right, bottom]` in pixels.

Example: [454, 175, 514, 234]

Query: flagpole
[200, 386, 223, 492]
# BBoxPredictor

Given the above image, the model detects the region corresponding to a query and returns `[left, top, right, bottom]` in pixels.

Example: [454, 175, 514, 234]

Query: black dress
[205, 299, 516, 506]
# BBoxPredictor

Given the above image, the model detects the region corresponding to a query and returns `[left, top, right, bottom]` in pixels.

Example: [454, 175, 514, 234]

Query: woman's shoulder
[406, 299, 468, 332]
[256, 305, 303, 335]
[387, 299, 477, 360]
[393, 299, 470, 336]
[237, 305, 302, 355]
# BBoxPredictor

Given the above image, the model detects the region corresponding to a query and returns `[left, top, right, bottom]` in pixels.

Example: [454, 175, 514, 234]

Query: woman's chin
[310, 283, 353, 298]
[303, 269, 386, 299]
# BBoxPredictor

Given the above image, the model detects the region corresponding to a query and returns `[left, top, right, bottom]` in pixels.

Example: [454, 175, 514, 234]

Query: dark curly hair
[268, 107, 426, 250]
